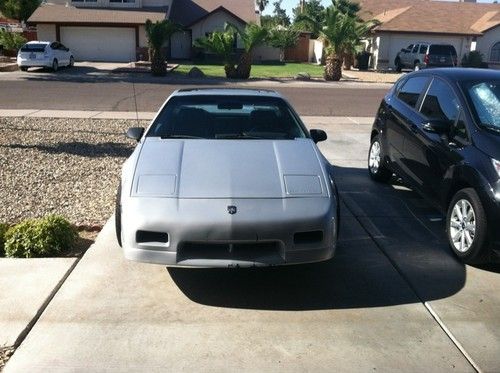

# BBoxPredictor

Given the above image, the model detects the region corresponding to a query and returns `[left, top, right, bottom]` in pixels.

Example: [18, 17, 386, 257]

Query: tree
[292, 0, 325, 38]
[145, 19, 181, 76]
[272, 0, 290, 27]
[0, 0, 40, 22]
[194, 31, 238, 78]
[0, 29, 26, 50]
[269, 28, 300, 62]
[256, 0, 269, 12]
[231, 22, 269, 79]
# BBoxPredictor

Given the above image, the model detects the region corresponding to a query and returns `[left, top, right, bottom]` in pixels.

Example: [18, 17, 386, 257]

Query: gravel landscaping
[0, 117, 147, 227]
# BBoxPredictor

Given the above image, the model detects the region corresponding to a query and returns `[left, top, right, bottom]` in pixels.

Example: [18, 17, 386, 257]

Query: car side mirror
[422, 120, 451, 135]
[310, 129, 327, 143]
[126, 127, 144, 142]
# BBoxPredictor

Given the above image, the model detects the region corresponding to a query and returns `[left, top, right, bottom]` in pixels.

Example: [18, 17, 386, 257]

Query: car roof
[172, 88, 283, 98]
[411, 68, 500, 82]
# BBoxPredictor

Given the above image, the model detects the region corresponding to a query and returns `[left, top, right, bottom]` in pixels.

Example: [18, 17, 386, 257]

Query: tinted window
[412, 44, 419, 53]
[419, 45, 428, 54]
[406, 44, 413, 51]
[429, 45, 457, 56]
[148, 95, 307, 140]
[397, 77, 428, 108]
[420, 78, 460, 123]
[451, 111, 468, 143]
[20, 43, 47, 52]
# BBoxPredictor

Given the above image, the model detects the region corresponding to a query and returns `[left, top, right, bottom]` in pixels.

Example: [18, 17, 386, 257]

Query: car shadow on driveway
[168, 166, 467, 311]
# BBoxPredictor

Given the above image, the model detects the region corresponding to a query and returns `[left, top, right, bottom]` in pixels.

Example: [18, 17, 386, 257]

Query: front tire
[52, 59, 58, 72]
[115, 184, 122, 247]
[446, 188, 488, 263]
[20, 66, 28, 72]
[395, 57, 402, 72]
[368, 135, 392, 182]
[69, 56, 74, 67]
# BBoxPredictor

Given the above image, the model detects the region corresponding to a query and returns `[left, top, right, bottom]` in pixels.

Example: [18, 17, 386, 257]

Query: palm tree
[230, 23, 268, 79]
[256, 0, 269, 12]
[145, 19, 181, 76]
[268, 27, 300, 62]
[194, 31, 238, 78]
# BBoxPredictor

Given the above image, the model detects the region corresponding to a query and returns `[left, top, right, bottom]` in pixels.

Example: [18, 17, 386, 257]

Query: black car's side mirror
[310, 129, 327, 143]
[126, 127, 145, 142]
[422, 120, 451, 135]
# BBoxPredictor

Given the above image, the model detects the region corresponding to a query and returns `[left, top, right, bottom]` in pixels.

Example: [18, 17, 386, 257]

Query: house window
[491, 42, 500, 62]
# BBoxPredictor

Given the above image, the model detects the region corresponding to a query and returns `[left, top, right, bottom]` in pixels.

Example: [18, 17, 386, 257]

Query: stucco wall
[476, 25, 500, 69]
[36, 24, 56, 41]
[253, 45, 280, 62]
[191, 10, 246, 49]
[372, 32, 470, 70]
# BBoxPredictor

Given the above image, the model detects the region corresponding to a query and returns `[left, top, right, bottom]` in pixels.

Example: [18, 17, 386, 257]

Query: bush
[0, 223, 9, 257]
[461, 51, 488, 68]
[0, 30, 27, 52]
[4, 215, 77, 258]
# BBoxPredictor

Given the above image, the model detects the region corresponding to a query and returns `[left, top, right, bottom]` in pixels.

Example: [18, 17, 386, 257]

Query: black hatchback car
[368, 68, 500, 263]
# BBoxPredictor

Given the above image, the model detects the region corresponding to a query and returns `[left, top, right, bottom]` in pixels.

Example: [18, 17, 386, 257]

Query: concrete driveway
[4, 118, 500, 372]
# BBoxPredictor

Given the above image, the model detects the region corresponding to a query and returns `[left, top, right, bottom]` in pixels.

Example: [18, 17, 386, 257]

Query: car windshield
[147, 94, 308, 140]
[20, 43, 47, 52]
[462, 80, 500, 133]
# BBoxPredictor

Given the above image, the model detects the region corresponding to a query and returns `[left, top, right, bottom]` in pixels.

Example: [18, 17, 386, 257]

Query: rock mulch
[0, 347, 14, 371]
[0, 117, 148, 227]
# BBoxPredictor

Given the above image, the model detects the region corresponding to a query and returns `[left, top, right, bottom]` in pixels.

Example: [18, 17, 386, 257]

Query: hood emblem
[227, 206, 237, 215]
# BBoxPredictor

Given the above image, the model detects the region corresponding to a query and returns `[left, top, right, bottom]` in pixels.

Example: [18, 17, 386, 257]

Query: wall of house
[36, 24, 56, 41]
[190, 10, 246, 49]
[476, 25, 500, 69]
[372, 32, 471, 70]
[253, 45, 280, 62]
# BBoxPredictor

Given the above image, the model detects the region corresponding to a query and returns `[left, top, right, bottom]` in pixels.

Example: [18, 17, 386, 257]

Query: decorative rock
[188, 66, 205, 78]
[295, 72, 311, 81]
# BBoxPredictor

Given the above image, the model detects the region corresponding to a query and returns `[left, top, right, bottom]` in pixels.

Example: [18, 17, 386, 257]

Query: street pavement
[4, 115, 500, 372]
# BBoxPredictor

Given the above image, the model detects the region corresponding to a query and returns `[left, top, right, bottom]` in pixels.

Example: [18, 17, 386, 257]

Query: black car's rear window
[429, 45, 457, 56]
[20, 43, 47, 52]
[147, 95, 307, 140]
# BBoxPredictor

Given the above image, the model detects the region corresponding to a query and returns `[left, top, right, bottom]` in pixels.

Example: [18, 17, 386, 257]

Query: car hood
[473, 130, 500, 160]
[131, 138, 328, 199]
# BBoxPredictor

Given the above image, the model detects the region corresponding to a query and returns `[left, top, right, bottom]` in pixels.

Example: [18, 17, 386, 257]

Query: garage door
[60, 27, 136, 62]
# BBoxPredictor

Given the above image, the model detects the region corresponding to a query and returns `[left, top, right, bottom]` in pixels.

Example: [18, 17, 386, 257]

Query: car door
[401, 44, 413, 66]
[385, 76, 430, 178]
[410, 44, 420, 66]
[403, 77, 465, 200]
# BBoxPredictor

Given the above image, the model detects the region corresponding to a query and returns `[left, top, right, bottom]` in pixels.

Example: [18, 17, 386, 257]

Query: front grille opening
[178, 242, 281, 262]
[136, 230, 169, 244]
[294, 230, 323, 245]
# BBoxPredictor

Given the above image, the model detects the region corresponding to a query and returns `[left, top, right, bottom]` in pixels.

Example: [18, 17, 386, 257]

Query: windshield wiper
[160, 135, 205, 139]
[215, 133, 264, 139]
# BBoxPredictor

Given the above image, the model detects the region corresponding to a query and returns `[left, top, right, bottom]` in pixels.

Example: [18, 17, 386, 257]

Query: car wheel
[20, 66, 28, 72]
[368, 134, 392, 182]
[446, 188, 489, 263]
[69, 56, 74, 67]
[115, 183, 123, 248]
[414, 61, 420, 71]
[52, 59, 58, 72]
[394, 57, 402, 72]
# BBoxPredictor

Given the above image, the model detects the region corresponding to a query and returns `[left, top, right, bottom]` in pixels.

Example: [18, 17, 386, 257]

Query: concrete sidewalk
[0, 109, 374, 126]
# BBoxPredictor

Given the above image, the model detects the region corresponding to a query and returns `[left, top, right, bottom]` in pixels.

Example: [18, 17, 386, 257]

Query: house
[27, 0, 258, 62]
[357, 0, 500, 70]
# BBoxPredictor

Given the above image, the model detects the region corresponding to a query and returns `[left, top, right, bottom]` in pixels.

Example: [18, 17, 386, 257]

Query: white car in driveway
[17, 41, 74, 72]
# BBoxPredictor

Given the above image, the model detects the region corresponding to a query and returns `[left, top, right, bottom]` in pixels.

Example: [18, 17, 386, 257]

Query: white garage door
[61, 26, 136, 62]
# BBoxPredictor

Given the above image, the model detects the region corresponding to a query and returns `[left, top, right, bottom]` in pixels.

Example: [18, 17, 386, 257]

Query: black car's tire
[368, 135, 392, 182]
[20, 66, 28, 72]
[395, 57, 402, 72]
[446, 188, 489, 263]
[52, 59, 58, 72]
[115, 183, 123, 248]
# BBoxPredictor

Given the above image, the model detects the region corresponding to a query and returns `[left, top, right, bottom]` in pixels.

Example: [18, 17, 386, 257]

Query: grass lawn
[173, 62, 324, 79]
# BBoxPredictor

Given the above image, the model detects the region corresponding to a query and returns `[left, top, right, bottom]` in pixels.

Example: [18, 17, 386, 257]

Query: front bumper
[121, 197, 338, 267]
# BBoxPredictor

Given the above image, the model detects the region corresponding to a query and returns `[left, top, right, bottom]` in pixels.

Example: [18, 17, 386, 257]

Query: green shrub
[0, 223, 9, 257]
[4, 215, 77, 258]
[0, 30, 27, 51]
[461, 51, 488, 68]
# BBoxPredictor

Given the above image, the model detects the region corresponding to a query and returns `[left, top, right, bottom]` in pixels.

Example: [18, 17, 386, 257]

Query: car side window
[59, 43, 66, 50]
[397, 77, 429, 108]
[406, 44, 414, 51]
[412, 44, 419, 53]
[50, 42, 58, 49]
[420, 78, 460, 124]
[419, 45, 428, 54]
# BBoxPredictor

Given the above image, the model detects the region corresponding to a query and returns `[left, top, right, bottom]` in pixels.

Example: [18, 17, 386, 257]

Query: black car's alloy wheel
[446, 188, 488, 263]
[368, 135, 392, 182]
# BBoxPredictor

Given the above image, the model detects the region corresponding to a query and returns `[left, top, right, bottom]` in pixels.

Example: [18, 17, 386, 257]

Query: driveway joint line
[340, 194, 481, 373]
[346, 117, 359, 125]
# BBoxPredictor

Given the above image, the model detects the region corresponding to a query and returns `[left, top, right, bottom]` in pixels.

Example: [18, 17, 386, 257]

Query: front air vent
[294, 231, 323, 245]
[136, 230, 169, 244]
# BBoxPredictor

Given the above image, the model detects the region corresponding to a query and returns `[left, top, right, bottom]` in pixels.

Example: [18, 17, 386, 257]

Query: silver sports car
[116, 88, 339, 267]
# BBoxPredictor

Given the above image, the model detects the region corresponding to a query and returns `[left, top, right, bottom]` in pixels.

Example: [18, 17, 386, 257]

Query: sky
[262, 0, 498, 17]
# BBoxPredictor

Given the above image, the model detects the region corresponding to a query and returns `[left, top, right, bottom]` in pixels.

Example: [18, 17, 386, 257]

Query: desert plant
[0, 0, 40, 22]
[0, 30, 26, 51]
[461, 51, 487, 68]
[0, 223, 8, 257]
[230, 23, 269, 79]
[145, 19, 181, 76]
[4, 215, 77, 258]
[269, 27, 300, 62]
[194, 30, 238, 78]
